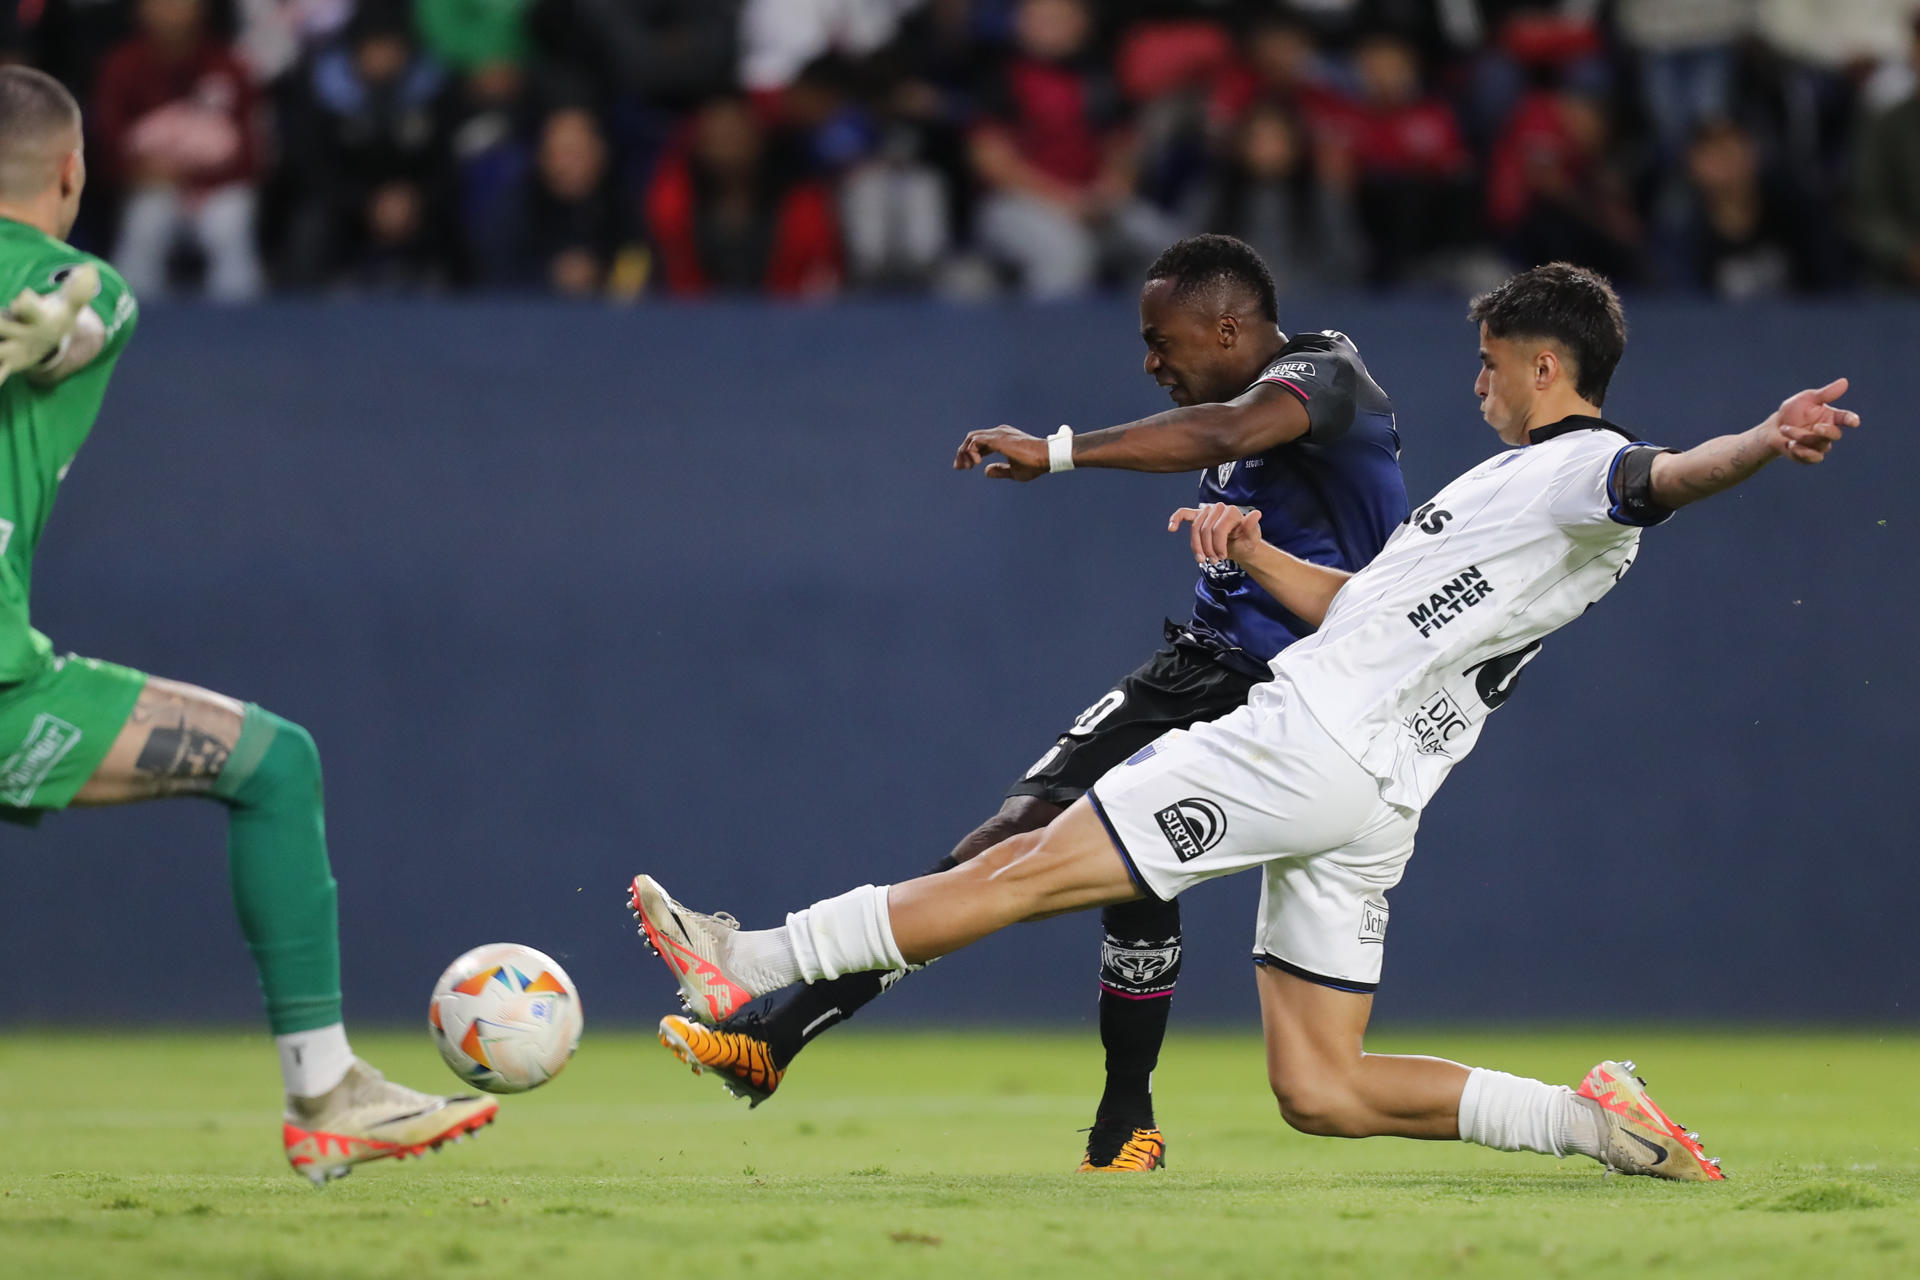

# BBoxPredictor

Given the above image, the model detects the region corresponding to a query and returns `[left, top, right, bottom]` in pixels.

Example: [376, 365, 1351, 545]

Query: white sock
[1457, 1067, 1604, 1159]
[277, 1023, 353, 1098]
[785, 884, 906, 982]
[723, 924, 804, 994]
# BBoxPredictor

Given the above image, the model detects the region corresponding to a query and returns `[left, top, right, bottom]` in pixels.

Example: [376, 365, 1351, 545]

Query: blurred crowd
[10, 0, 1920, 302]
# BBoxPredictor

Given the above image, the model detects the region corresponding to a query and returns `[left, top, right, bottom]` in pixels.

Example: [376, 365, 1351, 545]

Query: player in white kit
[628, 263, 1859, 1181]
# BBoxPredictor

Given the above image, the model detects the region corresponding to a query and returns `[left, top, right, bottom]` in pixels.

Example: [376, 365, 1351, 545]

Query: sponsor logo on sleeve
[1267, 360, 1316, 381]
[1153, 797, 1227, 863]
[1405, 565, 1494, 638]
[1405, 691, 1470, 756]
[0, 713, 82, 806]
[1022, 743, 1064, 780]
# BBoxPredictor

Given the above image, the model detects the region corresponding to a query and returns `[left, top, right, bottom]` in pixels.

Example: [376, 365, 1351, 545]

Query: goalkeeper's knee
[212, 705, 323, 810]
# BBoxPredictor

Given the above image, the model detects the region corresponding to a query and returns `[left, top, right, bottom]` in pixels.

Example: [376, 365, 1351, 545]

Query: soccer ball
[429, 943, 584, 1094]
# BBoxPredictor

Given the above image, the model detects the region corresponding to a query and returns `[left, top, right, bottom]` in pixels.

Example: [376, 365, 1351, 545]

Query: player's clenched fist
[1169, 502, 1263, 567]
[954, 425, 1048, 481]
[0, 263, 98, 385]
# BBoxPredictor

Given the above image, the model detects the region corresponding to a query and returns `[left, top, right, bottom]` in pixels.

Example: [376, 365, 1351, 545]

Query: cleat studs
[1685, 1131, 1701, 1143]
[1620, 1059, 1636, 1073]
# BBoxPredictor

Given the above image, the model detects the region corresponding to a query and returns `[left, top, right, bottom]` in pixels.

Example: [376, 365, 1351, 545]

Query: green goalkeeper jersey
[0, 216, 138, 682]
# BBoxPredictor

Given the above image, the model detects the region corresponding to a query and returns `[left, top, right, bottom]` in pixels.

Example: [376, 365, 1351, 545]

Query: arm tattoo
[132, 713, 233, 781]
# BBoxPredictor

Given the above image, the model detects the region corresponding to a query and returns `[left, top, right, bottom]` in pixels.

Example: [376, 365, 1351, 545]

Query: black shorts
[1007, 621, 1271, 807]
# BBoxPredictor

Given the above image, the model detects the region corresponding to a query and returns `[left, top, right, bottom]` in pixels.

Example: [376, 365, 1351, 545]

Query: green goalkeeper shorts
[0, 652, 147, 823]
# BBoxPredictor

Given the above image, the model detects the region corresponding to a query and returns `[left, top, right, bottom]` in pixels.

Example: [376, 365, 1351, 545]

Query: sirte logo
[1154, 797, 1227, 863]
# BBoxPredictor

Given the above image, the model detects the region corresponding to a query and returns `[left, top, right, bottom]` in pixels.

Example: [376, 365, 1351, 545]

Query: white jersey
[1260, 418, 1673, 810]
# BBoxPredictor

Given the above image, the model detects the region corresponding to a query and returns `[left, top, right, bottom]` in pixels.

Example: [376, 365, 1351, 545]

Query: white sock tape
[1047, 425, 1074, 473]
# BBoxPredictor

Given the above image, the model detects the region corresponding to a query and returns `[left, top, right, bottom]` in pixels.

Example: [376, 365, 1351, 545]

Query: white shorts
[1087, 686, 1419, 991]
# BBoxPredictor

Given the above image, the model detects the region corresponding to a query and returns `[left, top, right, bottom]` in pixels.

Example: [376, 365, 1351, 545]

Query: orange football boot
[657, 1012, 785, 1106]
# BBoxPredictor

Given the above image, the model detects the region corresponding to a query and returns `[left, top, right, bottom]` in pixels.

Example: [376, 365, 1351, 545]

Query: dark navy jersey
[1186, 330, 1409, 672]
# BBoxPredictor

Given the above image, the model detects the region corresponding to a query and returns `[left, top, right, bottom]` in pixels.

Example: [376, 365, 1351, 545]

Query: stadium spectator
[781, 54, 953, 291]
[970, 0, 1177, 298]
[1615, 0, 1749, 166]
[233, 0, 354, 87]
[1753, 0, 1920, 180]
[1664, 117, 1830, 298]
[644, 94, 842, 296]
[739, 0, 919, 95]
[446, 58, 532, 256]
[479, 104, 641, 295]
[1185, 98, 1361, 295]
[413, 0, 531, 74]
[20, 0, 1920, 300]
[1486, 85, 1642, 281]
[280, 7, 463, 290]
[94, 0, 265, 300]
[1853, 17, 1920, 289]
[1318, 30, 1475, 286]
[1210, 16, 1347, 134]
[526, 0, 739, 110]
[1440, 0, 1613, 147]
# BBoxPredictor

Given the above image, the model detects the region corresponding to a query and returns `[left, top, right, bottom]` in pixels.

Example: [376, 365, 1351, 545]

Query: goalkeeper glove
[0, 263, 101, 386]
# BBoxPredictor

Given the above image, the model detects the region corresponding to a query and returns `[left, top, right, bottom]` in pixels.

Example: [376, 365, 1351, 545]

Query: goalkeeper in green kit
[0, 67, 497, 1183]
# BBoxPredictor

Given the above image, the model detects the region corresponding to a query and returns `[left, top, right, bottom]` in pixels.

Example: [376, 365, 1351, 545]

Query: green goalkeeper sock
[211, 704, 343, 1036]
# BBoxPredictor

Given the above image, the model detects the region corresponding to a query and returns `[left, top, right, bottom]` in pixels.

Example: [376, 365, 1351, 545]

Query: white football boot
[283, 1059, 498, 1185]
[628, 874, 758, 1024]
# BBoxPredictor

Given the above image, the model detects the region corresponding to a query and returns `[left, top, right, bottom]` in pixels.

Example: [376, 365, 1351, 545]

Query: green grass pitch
[3, 1027, 1916, 1279]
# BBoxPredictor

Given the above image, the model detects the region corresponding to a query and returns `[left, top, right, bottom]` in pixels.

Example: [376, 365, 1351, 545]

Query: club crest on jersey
[1154, 797, 1226, 863]
[1215, 461, 1235, 486]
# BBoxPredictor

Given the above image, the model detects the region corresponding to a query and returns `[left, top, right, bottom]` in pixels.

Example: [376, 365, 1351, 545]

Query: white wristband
[1047, 424, 1074, 473]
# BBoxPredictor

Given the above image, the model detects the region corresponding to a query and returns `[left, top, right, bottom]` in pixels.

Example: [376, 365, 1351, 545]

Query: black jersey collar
[1527, 414, 1638, 445]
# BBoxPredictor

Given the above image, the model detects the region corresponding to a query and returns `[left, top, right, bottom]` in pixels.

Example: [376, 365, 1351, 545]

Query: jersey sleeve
[23, 253, 139, 370]
[1251, 337, 1361, 445]
[1544, 436, 1680, 535]
[74, 257, 139, 365]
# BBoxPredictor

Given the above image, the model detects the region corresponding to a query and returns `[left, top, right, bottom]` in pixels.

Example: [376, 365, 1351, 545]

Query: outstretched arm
[954, 381, 1310, 480]
[1648, 378, 1860, 510]
[1169, 503, 1351, 631]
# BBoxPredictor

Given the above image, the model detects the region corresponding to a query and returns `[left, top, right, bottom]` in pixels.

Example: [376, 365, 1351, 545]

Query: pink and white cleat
[628, 874, 758, 1024]
[1576, 1058, 1725, 1181]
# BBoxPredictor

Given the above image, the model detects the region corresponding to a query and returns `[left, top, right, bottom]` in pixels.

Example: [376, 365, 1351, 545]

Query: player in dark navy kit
[654, 235, 1410, 1169]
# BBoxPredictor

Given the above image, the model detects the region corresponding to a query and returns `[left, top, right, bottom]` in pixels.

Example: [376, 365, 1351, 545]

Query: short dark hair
[0, 65, 79, 139]
[1468, 262, 1627, 406]
[0, 66, 81, 199]
[1146, 234, 1279, 324]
